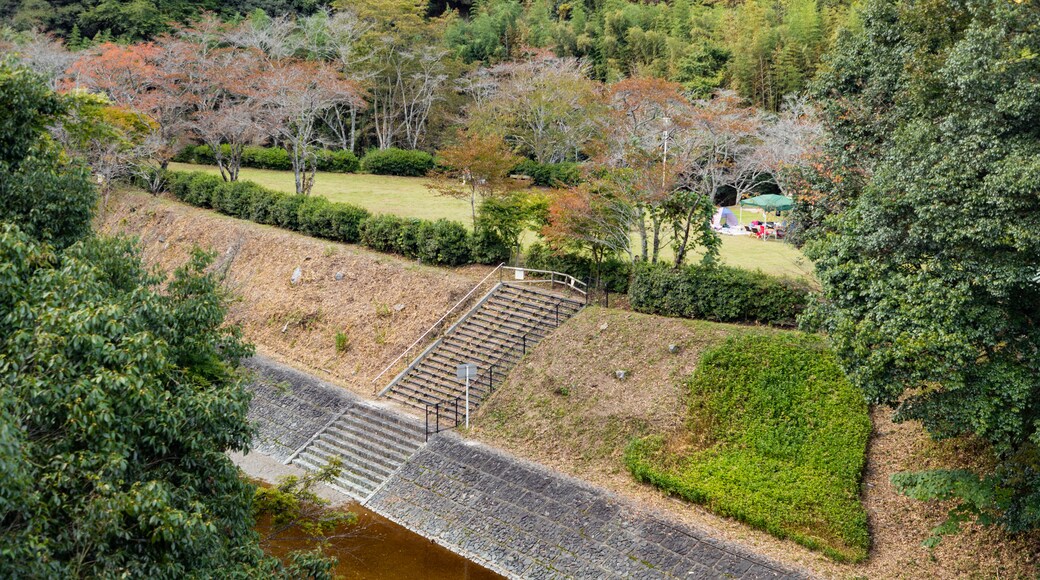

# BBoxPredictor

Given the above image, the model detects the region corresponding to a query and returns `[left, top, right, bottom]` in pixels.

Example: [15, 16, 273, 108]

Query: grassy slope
[625, 333, 871, 563]
[472, 306, 868, 562]
[473, 307, 1040, 578]
[170, 162, 813, 279]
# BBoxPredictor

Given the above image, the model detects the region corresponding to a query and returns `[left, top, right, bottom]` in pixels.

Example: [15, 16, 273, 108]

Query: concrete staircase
[289, 402, 426, 502]
[382, 283, 584, 413]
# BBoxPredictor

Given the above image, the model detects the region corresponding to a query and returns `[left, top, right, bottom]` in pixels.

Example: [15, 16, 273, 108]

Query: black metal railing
[423, 307, 568, 440]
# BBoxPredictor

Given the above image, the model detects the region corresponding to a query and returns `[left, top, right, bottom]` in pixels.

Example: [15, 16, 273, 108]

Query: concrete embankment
[244, 356, 805, 579]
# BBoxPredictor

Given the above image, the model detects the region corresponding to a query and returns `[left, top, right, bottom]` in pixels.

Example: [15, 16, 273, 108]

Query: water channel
[258, 501, 504, 580]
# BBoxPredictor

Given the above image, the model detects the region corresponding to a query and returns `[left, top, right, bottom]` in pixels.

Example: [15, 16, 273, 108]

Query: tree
[464, 55, 605, 163]
[187, 44, 267, 183]
[254, 459, 356, 552]
[0, 29, 77, 89]
[342, 0, 455, 151]
[67, 39, 193, 191]
[543, 181, 631, 276]
[667, 91, 762, 266]
[807, 0, 1040, 541]
[0, 59, 340, 579]
[602, 76, 690, 263]
[0, 61, 95, 248]
[432, 130, 521, 224]
[259, 58, 359, 195]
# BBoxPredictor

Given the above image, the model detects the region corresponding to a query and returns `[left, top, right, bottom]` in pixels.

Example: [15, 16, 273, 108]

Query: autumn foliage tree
[432, 130, 522, 224]
[68, 39, 191, 191]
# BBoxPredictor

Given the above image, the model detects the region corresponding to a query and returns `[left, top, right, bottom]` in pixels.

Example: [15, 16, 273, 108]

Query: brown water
[257, 502, 504, 580]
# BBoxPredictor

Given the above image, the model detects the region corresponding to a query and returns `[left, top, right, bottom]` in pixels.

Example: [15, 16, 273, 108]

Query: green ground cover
[624, 333, 871, 562]
[169, 163, 813, 279]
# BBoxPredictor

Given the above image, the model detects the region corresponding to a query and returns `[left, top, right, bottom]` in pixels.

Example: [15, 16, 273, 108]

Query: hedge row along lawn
[624, 333, 871, 562]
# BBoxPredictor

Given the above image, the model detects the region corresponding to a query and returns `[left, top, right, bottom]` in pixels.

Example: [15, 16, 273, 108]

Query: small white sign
[456, 363, 478, 381]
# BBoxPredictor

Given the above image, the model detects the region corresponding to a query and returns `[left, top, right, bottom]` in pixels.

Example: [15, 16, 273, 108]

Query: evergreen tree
[807, 0, 1040, 541]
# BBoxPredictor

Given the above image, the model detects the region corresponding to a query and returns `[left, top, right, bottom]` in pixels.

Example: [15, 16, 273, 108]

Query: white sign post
[456, 363, 478, 428]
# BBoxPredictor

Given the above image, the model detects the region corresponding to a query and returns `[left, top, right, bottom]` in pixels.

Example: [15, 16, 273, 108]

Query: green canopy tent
[739, 194, 794, 212]
[738, 194, 794, 239]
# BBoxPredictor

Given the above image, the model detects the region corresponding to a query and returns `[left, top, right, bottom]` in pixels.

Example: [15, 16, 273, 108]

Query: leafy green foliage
[445, 0, 849, 110]
[511, 159, 581, 187]
[168, 170, 479, 266]
[806, 0, 1040, 536]
[0, 61, 334, 577]
[629, 262, 810, 327]
[254, 459, 356, 550]
[0, 224, 270, 576]
[175, 145, 360, 174]
[360, 147, 435, 176]
[625, 333, 871, 562]
[524, 242, 631, 293]
[0, 62, 96, 249]
[169, 170, 370, 244]
[3, 0, 323, 42]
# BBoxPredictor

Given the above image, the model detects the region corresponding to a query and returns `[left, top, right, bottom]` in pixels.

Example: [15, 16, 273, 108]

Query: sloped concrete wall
[368, 436, 805, 580]
[243, 356, 355, 461]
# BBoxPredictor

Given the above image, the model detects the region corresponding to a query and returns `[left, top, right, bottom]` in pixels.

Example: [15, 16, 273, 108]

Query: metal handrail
[501, 266, 587, 299]
[424, 312, 561, 439]
[371, 263, 505, 387]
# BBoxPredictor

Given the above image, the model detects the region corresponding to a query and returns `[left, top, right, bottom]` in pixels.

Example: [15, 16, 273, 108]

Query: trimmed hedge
[524, 243, 631, 293]
[629, 262, 810, 327]
[166, 171, 489, 266]
[357, 214, 474, 266]
[624, 333, 871, 562]
[512, 159, 582, 187]
[174, 144, 360, 173]
[360, 147, 435, 176]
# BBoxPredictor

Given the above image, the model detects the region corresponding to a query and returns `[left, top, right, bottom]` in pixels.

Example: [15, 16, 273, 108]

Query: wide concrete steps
[383, 283, 584, 413]
[290, 402, 426, 502]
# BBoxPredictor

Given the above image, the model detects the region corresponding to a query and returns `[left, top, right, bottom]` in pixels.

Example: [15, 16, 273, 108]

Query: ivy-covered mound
[624, 333, 871, 562]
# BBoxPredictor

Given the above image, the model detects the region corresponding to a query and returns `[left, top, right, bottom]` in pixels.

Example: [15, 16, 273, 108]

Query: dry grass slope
[472, 307, 1040, 579]
[97, 189, 487, 397]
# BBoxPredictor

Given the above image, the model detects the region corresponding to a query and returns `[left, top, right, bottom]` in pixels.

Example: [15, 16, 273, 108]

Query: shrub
[360, 148, 435, 176]
[335, 331, 350, 353]
[416, 219, 471, 266]
[360, 214, 406, 253]
[218, 181, 265, 219]
[316, 149, 360, 173]
[470, 225, 511, 265]
[395, 218, 424, 258]
[271, 194, 305, 230]
[241, 146, 291, 170]
[190, 144, 217, 165]
[249, 189, 284, 225]
[163, 170, 472, 266]
[512, 159, 582, 187]
[524, 243, 631, 293]
[184, 172, 224, 208]
[624, 333, 871, 562]
[166, 170, 197, 200]
[628, 262, 810, 327]
[176, 144, 361, 173]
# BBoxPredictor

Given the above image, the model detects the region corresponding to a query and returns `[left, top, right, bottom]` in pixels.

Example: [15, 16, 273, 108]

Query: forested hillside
[2, 0, 851, 111]
[2, 0, 1039, 569]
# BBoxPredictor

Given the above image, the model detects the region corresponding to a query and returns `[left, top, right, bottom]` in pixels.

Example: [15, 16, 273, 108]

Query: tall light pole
[661, 116, 671, 189]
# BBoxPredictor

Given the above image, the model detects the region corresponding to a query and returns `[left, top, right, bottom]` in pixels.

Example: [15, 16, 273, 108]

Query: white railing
[501, 266, 587, 300]
[371, 263, 505, 389]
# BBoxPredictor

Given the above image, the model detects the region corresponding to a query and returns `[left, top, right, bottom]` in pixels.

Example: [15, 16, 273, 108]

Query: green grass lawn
[624, 333, 871, 562]
[170, 162, 473, 223]
[170, 162, 814, 280]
